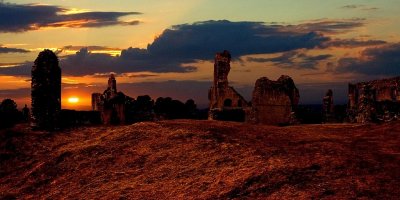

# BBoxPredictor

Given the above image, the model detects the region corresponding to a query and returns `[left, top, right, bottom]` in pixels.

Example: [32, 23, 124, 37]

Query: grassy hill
[1, 120, 399, 199]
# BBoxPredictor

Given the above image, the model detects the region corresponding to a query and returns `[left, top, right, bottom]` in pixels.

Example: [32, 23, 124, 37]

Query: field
[1, 120, 399, 199]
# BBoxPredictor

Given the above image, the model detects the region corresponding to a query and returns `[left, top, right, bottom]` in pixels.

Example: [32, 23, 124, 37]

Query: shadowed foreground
[1, 120, 399, 199]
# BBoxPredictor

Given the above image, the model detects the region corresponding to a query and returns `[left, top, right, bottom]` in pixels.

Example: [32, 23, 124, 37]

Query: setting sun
[68, 97, 79, 104]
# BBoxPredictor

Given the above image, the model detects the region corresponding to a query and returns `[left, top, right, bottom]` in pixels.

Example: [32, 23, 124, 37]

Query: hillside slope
[1, 120, 400, 199]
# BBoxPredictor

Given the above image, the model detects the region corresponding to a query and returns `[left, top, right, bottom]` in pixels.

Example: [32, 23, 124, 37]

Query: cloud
[322, 39, 387, 48]
[280, 18, 365, 34]
[0, 19, 371, 76]
[335, 43, 400, 75]
[247, 50, 332, 69]
[61, 45, 122, 52]
[0, 2, 141, 32]
[340, 4, 379, 11]
[0, 45, 29, 53]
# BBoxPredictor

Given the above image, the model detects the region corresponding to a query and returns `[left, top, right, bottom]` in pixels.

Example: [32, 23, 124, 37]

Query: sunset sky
[1, 0, 399, 110]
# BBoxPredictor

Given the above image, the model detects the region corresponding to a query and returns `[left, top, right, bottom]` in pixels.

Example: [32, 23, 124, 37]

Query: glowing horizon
[1, 0, 399, 109]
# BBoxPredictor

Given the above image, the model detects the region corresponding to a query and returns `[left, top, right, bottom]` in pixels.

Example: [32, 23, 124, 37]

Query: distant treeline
[295, 104, 347, 124]
[0, 99, 26, 129]
[125, 95, 208, 123]
[0, 96, 210, 129]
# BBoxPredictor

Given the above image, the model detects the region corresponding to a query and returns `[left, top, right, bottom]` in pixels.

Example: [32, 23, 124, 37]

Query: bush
[0, 99, 21, 128]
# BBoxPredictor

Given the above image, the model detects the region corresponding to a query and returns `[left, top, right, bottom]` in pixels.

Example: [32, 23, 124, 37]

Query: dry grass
[1, 120, 399, 199]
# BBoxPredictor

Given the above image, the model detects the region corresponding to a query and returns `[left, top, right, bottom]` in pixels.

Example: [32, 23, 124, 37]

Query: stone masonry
[347, 76, 400, 123]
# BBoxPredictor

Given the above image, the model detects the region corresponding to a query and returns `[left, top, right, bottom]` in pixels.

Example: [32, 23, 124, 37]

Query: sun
[68, 97, 79, 104]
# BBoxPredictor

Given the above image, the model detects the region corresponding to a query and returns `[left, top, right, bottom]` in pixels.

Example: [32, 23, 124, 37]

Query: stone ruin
[347, 76, 400, 123]
[322, 89, 335, 122]
[248, 76, 299, 125]
[208, 50, 249, 121]
[92, 74, 126, 124]
[208, 50, 300, 125]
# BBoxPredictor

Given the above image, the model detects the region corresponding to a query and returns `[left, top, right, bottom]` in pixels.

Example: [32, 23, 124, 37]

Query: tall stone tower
[104, 74, 117, 99]
[214, 50, 231, 89]
[31, 49, 61, 130]
[108, 74, 117, 94]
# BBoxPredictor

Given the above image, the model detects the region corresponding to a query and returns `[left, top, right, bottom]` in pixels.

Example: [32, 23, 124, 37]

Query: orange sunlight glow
[68, 97, 80, 104]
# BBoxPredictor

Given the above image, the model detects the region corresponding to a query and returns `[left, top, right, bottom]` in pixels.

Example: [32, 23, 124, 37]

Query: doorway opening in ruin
[238, 100, 242, 107]
[224, 99, 232, 107]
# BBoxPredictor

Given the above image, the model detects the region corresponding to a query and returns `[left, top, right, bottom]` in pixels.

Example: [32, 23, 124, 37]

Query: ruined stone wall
[91, 93, 102, 111]
[347, 76, 400, 123]
[91, 74, 127, 125]
[209, 86, 248, 109]
[209, 50, 249, 120]
[248, 76, 299, 125]
[208, 50, 300, 125]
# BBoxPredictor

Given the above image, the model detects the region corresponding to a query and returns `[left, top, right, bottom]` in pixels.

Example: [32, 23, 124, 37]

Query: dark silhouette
[154, 97, 199, 119]
[31, 49, 61, 130]
[322, 89, 334, 123]
[125, 95, 154, 123]
[0, 99, 20, 128]
[59, 110, 102, 128]
[21, 104, 30, 122]
[92, 74, 127, 124]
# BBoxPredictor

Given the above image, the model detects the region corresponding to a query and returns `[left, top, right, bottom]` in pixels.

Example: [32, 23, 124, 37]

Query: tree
[0, 99, 20, 128]
[31, 50, 61, 130]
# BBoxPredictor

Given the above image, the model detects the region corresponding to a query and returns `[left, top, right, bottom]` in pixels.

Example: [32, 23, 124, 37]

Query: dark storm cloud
[0, 61, 31, 75]
[0, 2, 141, 32]
[247, 51, 332, 69]
[0, 45, 29, 53]
[335, 43, 400, 75]
[146, 20, 329, 60]
[0, 19, 373, 76]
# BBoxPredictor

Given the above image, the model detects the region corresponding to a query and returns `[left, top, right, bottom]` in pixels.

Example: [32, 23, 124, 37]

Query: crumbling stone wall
[347, 76, 400, 123]
[208, 50, 300, 125]
[92, 74, 126, 124]
[208, 50, 249, 120]
[248, 76, 299, 125]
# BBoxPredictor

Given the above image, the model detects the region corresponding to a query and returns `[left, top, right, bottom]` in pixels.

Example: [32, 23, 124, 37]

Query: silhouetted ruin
[347, 76, 400, 123]
[208, 50, 300, 125]
[322, 89, 334, 123]
[248, 76, 300, 125]
[92, 74, 126, 124]
[31, 49, 61, 130]
[208, 50, 249, 121]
